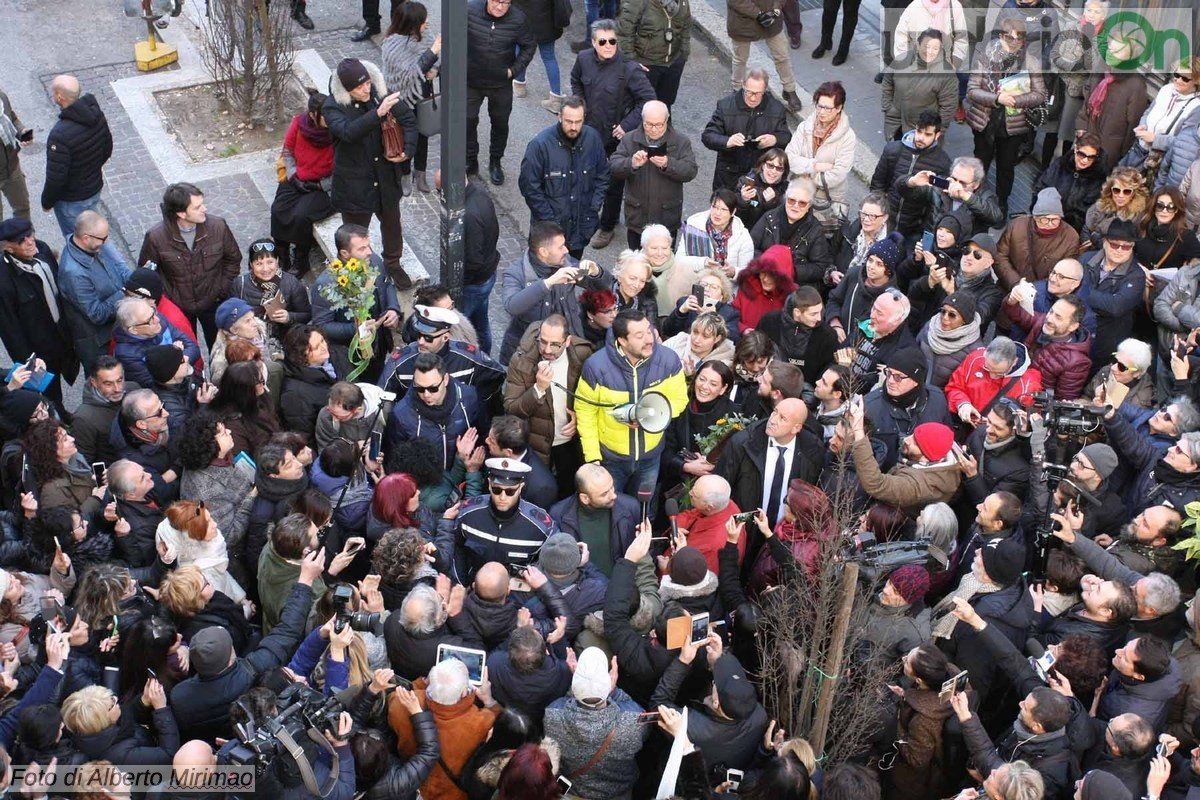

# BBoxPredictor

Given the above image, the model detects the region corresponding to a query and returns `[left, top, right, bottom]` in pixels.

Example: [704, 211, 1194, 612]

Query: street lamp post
[440, 0, 467, 304]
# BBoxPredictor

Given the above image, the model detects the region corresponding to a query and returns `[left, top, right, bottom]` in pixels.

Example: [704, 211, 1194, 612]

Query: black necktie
[766, 445, 787, 526]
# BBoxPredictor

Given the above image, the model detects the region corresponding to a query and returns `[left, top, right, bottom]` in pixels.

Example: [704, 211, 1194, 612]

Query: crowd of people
[1, 0, 1200, 799]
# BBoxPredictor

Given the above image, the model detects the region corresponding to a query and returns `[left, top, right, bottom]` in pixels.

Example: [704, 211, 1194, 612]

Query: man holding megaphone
[575, 309, 689, 504]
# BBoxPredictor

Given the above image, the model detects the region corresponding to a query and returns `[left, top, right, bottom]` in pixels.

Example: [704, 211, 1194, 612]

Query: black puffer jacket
[467, 0, 536, 89]
[449, 582, 570, 651]
[570, 50, 657, 149]
[1031, 151, 1108, 233]
[323, 61, 417, 217]
[701, 90, 793, 193]
[71, 704, 179, 766]
[279, 358, 346, 439]
[749, 206, 834, 291]
[41, 94, 113, 208]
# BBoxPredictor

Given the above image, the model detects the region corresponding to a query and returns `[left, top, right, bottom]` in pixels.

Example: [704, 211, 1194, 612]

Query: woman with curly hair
[155, 500, 249, 608]
[178, 411, 256, 551]
[22, 419, 106, 513]
[207, 360, 280, 460]
[1080, 166, 1150, 251]
[371, 528, 437, 610]
[157, 565, 254, 654]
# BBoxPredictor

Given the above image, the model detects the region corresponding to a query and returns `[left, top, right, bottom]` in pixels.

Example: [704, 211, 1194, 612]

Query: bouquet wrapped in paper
[317, 256, 378, 380]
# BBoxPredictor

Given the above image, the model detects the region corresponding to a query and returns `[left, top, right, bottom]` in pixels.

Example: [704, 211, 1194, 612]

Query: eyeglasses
[644, 120, 667, 130]
[939, 308, 960, 319]
[860, 210, 885, 220]
[536, 338, 565, 351]
[1161, 409, 1174, 423]
[1001, 31, 1027, 40]
[762, 161, 784, 172]
[86, 232, 109, 243]
[966, 248, 988, 259]
[1155, 201, 1178, 212]
[1112, 356, 1137, 373]
[489, 484, 520, 496]
[743, 89, 765, 99]
[594, 37, 617, 45]
[1049, 269, 1080, 282]
[1111, 186, 1134, 196]
[882, 368, 913, 383]
[1035, 215, 1062, 224]
[1070, 456, 1094, 471]
[1105, 240, 1134, 251]
[785, 197, 810, 207]
[250, 242, 276, 255]
[710, 203, 731, 213]
[134, 314, 158, 328]
[816, 103, 839, 112]
[147, 405, 167, 418]
[412, 383, 442, 394]
[1075, 150, 1099, 161]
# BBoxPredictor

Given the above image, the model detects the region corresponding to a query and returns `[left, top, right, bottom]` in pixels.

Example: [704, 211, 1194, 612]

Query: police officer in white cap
[451, 456, 559, 585]
[379, 304, 505, 407]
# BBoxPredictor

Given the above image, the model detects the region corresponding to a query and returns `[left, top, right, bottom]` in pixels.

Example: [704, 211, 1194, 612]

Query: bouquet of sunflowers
[675, 412, 757, 510]
[318, 256, 378, 380]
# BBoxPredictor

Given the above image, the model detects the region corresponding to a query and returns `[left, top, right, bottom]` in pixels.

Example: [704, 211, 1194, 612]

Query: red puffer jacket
[944, 345, 1043, 414]
[730, 244, 796, 334]
[1006, 305, 1092, 400]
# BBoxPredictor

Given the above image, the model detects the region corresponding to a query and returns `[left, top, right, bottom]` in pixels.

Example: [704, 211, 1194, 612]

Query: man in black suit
[716, 397, 822, 569]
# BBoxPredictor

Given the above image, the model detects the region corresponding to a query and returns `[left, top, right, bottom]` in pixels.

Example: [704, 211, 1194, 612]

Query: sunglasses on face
[1156, 201, 1178, 212]
[785, 197, 810, 207]
[1161, 409, 1174, 423]
[940, 308, 960, 319]
[1075, 150, 1098, 161]
[1174, 73, 1196, 83]
[489, 484, 520, 496]
[594, 37, 617, 45]
[412, 383, 442, 394]
[1106, 240, 1134, 251]
[966, 248, 988, 259]
[418, 332, 446, 343]
[1112, 357, 1137, 373]
[1111, 186, 1134, 196]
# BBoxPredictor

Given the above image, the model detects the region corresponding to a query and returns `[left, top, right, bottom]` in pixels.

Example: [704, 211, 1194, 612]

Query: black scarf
[1152, 457, 1199, 486]
[255, 469, 310, 503]
[416, 383, 458, 425]
[884, 383, 924, 410]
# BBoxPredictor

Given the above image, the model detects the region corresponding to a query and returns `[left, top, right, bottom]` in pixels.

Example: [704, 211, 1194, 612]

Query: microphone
[638, 489, 653, 522]
[664, 498, 680, 544]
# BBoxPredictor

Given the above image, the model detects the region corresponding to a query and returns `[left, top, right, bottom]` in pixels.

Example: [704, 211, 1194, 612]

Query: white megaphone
[609, 392, 673, 434]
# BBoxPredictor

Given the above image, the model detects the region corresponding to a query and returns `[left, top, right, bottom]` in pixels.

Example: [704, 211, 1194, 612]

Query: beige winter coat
[786, 111, 858, 205]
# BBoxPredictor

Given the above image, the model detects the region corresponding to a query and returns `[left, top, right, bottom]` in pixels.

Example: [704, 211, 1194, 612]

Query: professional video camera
[838, 530, 948, 586]
[1027, 390, 1107, 441]
[332, 585, 384, 636]
[223, 683, 345, 796]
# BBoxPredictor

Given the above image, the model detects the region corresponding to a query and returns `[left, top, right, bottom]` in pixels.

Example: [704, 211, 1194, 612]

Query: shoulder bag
[415, 94, 440, 138]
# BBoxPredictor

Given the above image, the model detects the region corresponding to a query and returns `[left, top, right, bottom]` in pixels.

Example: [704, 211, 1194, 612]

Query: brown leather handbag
[380, 112, 406, 161]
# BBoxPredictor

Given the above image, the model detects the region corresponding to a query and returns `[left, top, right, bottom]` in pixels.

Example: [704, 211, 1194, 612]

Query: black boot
[292, 2, 314, 29]
[832, 47, 849, 65]
[812, 41, 832, 58]
[292, 245, 312, 278]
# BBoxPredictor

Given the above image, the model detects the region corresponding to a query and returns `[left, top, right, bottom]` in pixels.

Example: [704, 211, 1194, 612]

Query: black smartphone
[691, 283, 705, 307]
[18, 129, 33, 144]
[369, 431, 382, 461]
[447, 484, 463, 507]
[644, 141, 667, 157]
[732, 510, 757, 524]
[930, 174, 951, 190]
[91, 462, 106, 485]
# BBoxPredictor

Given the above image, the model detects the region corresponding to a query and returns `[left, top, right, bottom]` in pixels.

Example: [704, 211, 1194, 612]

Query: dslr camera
[332, 585, 384, 636]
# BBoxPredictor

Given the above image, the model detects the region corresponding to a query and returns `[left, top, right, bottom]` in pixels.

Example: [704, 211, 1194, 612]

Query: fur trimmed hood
[328, 60, 388, 107]
[659, 570, 719, 601]
[475, 738, 562, 787]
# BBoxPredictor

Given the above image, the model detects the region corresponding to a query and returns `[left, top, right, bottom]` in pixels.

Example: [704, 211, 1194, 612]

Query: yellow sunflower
[329, 259, 343, 271]
[337, 275, 350, 288]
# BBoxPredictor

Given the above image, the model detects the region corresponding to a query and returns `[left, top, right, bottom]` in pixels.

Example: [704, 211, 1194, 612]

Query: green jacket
[257, 542, 323, 634]
[617, 0, 691, 67]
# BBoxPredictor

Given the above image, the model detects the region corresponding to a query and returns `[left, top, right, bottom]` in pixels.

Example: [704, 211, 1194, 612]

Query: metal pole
[440, 0, 467, 304]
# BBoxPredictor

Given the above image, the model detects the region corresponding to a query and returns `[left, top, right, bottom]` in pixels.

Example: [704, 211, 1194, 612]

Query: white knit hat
[571, 647, 611, 702]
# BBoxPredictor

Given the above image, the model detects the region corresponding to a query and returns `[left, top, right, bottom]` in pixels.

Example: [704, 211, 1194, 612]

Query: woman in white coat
[677, 188, 755, 280]
[786, 82, 858, 229]
[155, 500, 249, 609]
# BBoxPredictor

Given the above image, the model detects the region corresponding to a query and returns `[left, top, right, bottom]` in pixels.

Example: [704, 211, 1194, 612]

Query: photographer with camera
[170, 547, 324, 742]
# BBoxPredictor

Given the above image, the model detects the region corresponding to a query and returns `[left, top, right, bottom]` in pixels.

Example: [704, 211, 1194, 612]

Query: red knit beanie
[912, 423, 954, 462]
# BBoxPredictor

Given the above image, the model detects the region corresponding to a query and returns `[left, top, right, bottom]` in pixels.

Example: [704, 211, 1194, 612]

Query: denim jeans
[460, 273, 497, 356]
[604, 453, 662, 502]
[586, 0, 618, 27]
[515, 41, 562, 96]
[52, 192, 100, 238]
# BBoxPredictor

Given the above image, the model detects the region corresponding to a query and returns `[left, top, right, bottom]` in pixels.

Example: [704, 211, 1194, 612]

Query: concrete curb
[688, 1, 883, 189]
